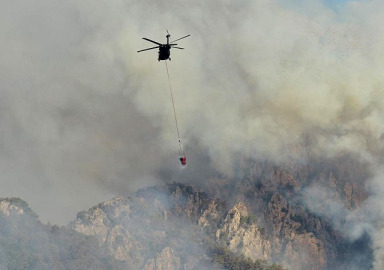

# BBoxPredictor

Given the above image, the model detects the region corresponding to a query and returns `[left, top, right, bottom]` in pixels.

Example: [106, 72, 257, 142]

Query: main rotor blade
[137, 46, 158, 53]
[142, 38, 162, 46]
[169, 44, 178, 46]
[172, 47, 184, 49]
[171, 35, 190, 43]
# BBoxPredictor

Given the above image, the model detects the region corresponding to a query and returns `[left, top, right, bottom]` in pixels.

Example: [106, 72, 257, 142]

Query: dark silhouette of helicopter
[137, 30, 190, 61]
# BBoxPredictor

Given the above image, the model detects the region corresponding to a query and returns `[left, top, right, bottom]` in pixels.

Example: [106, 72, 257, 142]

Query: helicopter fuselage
[138, 32, 189, 61]
[158, 45, 171, 61]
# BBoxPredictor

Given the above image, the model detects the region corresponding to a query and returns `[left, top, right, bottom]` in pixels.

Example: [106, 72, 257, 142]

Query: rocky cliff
[0, 198, 126, 270]
[69, 183, 288, 269]
[0, 155, 373, 270]
[69, 184, 223, 269]
[203, 155, 372, 270]
[69, 158, 372, 270]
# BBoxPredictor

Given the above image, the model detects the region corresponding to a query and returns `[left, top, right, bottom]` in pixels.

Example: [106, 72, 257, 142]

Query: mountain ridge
[0, 155, 374, 269]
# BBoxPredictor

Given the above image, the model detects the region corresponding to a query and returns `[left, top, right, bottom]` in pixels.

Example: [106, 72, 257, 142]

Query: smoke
[1, 0, 384, 260]
[364, 167, 384, 270]
[301, 162, 384, 269]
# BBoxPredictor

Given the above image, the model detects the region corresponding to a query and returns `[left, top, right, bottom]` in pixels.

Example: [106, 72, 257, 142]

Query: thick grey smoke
[302, 165, 384, 269]
[1, 0, 384, 255]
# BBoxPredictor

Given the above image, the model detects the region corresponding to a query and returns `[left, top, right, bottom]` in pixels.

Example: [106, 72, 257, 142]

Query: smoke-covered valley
[1, 0, 384, 269]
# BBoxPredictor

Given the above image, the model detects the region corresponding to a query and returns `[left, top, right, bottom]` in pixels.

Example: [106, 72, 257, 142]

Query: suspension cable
[165, 60, 181, 142]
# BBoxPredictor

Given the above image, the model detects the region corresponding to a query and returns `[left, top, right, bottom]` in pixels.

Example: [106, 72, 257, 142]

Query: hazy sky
[1, 0, 384, 233]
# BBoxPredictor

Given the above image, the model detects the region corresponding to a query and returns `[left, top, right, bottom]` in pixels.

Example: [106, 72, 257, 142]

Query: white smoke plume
[302, 163, 384, 269]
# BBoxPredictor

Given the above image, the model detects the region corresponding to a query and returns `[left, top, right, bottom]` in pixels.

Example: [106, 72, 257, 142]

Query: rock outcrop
[201, 155, 372, 270]
[69, 196, 147, 266]
[70, 183, 290, 269]
[69, 173, 372, 270]
[0, 153, 373, 270]
[216, 203, 271, 260]
[0, 198, 125, 270]
[143, 247, 181, 270]
[0, 200, 25, 216]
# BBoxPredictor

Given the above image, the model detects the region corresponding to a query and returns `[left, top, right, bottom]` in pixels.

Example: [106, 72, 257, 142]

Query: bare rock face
[216, 203, 271, 260]
[0, 198, 128, 270]
[69, 185, 223, 270]
[69, 183, 283, 270]
[143, 247, 181, 270]
[3, 157, 372, 270]
[68, 176, 372, 270]
[203, 155, 373, 270]
[282, 232, 327, 270]
[107, 225, 141, 261]
[137, 182, 226, 233]
[266, 191, 329, 270]
[0, 200, 25, 216]
[72, 206, 108, 241]
[198, 199, 221, 230]
[0, 198, 38, 232]
[69, 196, 145, 266]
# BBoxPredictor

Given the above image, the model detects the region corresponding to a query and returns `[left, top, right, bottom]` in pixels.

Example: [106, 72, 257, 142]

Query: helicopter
[137, 30, 190, 61]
